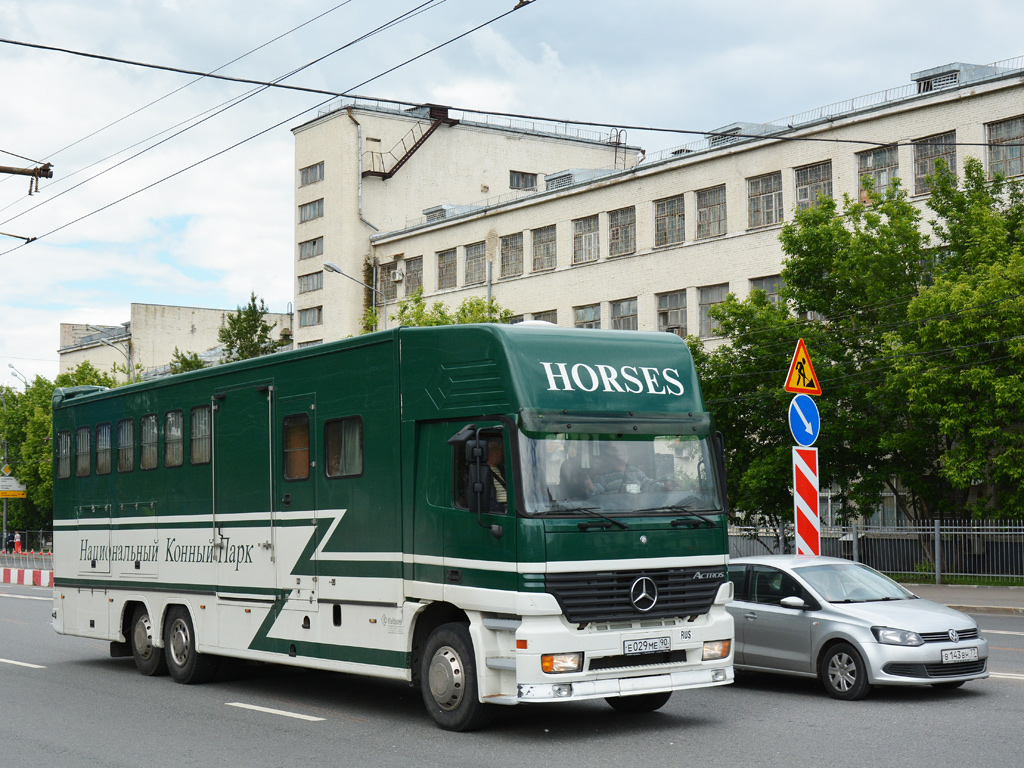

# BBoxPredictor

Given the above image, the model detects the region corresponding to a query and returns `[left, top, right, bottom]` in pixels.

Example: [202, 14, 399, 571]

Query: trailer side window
[283, 414, 310, 480]
[55, 429, 72, 479]
[96, 423, 112, 475]
[75, 426, 91, 477]
[117, 418, 134, 473]
[191, 406, 212, 465]
[324, 417, 363, 478]
[141, 414, 159, 470]
[165, 410, 184, 468]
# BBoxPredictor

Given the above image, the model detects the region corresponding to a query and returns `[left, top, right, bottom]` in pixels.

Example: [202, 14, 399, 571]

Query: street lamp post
[1, 389, 7, 551]
[323, 262, 388, 330]
[9, 364, 28, 389]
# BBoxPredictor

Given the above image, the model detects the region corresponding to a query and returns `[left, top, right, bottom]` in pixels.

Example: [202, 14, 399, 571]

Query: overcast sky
[3, 0, 1024, 385]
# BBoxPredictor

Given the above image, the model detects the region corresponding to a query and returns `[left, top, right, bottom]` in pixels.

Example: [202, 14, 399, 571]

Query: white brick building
[292, 58, 1024, 343]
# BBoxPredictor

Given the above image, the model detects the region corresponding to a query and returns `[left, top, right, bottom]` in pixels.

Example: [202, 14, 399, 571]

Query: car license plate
[941, 647, 979, 664]
[623, 637, 671, 655]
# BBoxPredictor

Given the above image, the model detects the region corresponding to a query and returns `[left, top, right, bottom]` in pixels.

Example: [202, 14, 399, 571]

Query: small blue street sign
[789, 394, 821, 447]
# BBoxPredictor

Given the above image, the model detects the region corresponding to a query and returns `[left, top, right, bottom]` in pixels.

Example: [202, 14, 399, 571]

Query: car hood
[825, 597, 975, 630]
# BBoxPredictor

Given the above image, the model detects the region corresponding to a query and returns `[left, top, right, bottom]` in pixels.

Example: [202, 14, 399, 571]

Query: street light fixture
[8, 364, 28, 388]
[323, 261, 388, 330]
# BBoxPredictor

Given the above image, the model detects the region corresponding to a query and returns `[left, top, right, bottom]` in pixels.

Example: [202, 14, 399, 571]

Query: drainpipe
[346, 108, 380, 233]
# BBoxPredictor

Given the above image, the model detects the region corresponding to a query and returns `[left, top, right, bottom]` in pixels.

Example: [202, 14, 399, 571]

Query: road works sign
[784, 338, 822, 396]
[793, 447, 820, 556]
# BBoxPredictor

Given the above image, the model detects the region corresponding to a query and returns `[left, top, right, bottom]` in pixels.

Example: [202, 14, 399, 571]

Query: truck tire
[164, 606, 219, 685]
[130, 605, 167, 676]
[420, 623, 494, 731]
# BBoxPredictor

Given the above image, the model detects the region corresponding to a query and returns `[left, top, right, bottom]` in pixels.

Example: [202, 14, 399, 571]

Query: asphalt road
[2, 582, 1023, 768]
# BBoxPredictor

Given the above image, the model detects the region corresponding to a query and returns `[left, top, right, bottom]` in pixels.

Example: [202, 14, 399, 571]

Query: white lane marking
[0, 592, 50, 601]
[226, 703, 324, 722]
[990, 673, 1024, 680]
[981, 629, 1024, 636]
[0, 658, 46, 669]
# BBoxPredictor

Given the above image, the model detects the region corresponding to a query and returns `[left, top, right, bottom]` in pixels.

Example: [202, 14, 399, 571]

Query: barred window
[299, 199, 324, 222]
[914, 132, 955, 195]
[299, 161, 324, 186]
[437, 249, 456, 289]
[325, 416, 363, 478]
[165, 410, 183, 468]
[750, 275, 784, 306]
[500, 233, 524, 278]
[117, 418, 134, 473]
[283, 413, 310, 481]
[141, 414, 158, 470]
[533, 309, 557, 324]
[574, 304, 600, 329]
[532, 225, 557, 271]
[795, 161, 832, 210]
[298, 237, 324, 260]
[696, 185, 727, 239]
[96, 423, 112, 475]
[56, 430, 72, 480]
[464, 242, 486, 286]
[658, 291, 687, 337]
[75, 427, 90, 478]
[298, 271, 323, 293]
[191, 406, 212, 465]
[573, 215, 599, 264]
[608, 207, 636, 257]
[988, 117, 1024, 179]
[655, 195, 685, 247]
[747, 172, 783, 228]
[857, 146, 899, 195]
[699, 283, 729, 338]
[378, 264, 398, 301]
[404, 256, 423, 293]
[299, 306, 323, 327]
[611, 298, 637, 330]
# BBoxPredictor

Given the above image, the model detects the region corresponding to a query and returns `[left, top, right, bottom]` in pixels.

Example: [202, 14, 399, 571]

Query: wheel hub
[133, 615, 155, 660]
[169, 619, 191, 668]
[427, 646, 464, 711]
[828, 652, 856, 691]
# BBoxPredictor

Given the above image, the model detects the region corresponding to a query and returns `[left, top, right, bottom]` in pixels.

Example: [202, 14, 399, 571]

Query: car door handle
[743, 612, 758, 620]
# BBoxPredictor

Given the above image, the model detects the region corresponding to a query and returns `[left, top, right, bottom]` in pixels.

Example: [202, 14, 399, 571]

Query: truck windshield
[517, 432, 723, 517]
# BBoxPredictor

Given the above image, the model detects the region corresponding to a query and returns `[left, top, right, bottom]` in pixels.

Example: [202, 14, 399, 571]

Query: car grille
[545, 566, 725, 624]
[920, 628, 979, 643]
[589, 649, 689, 671]
[884, 659, 987, 678]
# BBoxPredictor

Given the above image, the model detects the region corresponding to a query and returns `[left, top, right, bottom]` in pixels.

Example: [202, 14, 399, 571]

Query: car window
[728, 564, 747, 600]
[750, 566, 802, 606]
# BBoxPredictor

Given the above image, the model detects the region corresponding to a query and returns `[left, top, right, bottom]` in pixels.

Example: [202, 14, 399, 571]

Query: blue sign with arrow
[788, 394, 820, 447]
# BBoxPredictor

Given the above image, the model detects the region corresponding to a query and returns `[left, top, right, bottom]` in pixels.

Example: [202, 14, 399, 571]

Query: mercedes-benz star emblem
[630, 576, 658, 612]
[948, 629, 960, 643]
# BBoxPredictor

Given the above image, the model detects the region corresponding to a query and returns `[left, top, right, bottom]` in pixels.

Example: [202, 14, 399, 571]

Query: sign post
[784, 340, 821, 555]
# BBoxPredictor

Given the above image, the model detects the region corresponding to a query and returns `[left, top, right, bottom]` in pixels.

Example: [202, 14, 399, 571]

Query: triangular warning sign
[784, 338, 822, 396]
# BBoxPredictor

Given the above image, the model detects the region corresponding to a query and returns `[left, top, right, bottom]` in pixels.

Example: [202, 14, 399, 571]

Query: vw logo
[630, 576, 658, 612]
[948, 629, 960, 643]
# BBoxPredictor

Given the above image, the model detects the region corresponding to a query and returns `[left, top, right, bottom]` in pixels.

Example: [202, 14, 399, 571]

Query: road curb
[947, 604, 1024, 616]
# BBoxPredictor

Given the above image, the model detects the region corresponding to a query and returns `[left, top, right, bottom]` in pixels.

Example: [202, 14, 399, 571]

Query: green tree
[169, 347, 207, 374]
[218, 292, 288, 361]
[377, 287, 513, 329]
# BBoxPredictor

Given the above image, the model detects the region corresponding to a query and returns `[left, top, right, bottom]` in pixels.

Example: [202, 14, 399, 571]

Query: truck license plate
[941, 647, 979, 664]
[623, 636, 671, 655]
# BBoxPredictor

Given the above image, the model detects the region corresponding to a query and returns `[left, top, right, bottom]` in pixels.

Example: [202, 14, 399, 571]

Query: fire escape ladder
[362, 116, 454, 180]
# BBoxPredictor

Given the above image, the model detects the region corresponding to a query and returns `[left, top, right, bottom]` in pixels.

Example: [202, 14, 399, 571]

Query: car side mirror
[780, 596, 808, 610]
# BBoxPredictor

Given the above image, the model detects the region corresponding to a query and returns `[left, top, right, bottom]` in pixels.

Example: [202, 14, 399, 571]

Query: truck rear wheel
[605, 691, 672, 713]
[164, 606, 219, 684]
[130, 605, 167, 676]
[420, 623, 493, 731]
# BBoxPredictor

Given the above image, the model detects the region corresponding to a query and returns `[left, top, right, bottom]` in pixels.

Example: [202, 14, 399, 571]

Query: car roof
[729, 555, 860, 569]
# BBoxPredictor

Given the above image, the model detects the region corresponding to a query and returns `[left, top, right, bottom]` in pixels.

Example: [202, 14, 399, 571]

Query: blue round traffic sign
[788, 394, 820, 447]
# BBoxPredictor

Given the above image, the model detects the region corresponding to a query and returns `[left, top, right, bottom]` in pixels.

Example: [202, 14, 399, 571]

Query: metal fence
[729, 521, 1024, 586]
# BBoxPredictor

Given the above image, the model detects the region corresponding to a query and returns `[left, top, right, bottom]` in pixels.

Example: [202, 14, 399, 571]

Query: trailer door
[275, 393, 319, 611]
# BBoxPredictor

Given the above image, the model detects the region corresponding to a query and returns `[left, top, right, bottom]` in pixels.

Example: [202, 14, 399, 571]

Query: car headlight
[872, 626, 924, 646]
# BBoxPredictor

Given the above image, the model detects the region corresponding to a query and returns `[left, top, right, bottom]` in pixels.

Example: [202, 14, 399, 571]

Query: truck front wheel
[420, 623, 493, 731]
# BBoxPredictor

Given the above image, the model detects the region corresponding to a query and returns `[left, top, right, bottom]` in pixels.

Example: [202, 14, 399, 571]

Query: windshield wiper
[548, 502, 629, 530]
[635, 503, 719, 528]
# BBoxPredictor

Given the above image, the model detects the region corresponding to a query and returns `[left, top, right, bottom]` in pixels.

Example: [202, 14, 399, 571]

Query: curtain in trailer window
[165, 411, 183, 468]
[141, 414, 158, 470]
[325, 417, 363, 477]
[117, 419, 134, 473]
[56, 430, 72, 479]
[191, 406, 211, 465]
[75, 427, 91, 477]
[283, 414, 310, 480]
[96, 423, 112, 475]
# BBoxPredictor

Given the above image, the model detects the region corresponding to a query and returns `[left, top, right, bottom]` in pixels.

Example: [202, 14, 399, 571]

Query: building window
[532, 225, 557, 271]
[699, 283, 729, 338]
[574, 304, 601, 329]
[56, 430, 71, 480]
[658, 291, 687, 337]
[299, 199, 324, 222]
[299, 306, 323, 327]
[510, 170, 537, 190]
[437, 249, 457, 289]
[795, 161, 833, 210]
[573, 215, 599, 264]
[611, 298, 638, 330]
[140, 414, 158, 470]
[533, 309, 557, 324]
[298, 340, 323, 348]
[750, 275, 784, 305]
[117, 418, 134, 473]
[914, 132, 955, 195]
[655, 195, 685, 247]
[378, 264, 399, 301]
[747, 172, 784, 228]
[96, 423, 112, 475]
[857, 146, 899, 196]
[696, 185, 727, 239]
[191, 406, 211, 465]
[75, 427, 90, 478]
[283, 413, 310, 481]
[165, 410, 183, 468]
[299, 161, 324, 186]
[325, 416, 363, 478]
[988, 117, 1024, 179]
[509, 314, 524, 324]
[464, 241, 486, 286]
[298, 237, 323, 260]
[404, 256, 423, 293]
[608, 207, 636, 257]
[500, 233, 524, 278]
[298, 271, 323, 293]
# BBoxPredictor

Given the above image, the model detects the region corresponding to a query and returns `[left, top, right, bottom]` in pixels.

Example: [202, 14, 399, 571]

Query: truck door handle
[282, 494, 292, 507]
[446, 569, 462, 584]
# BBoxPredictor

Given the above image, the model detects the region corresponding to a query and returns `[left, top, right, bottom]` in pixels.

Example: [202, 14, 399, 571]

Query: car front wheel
[820, 642, 871, 701]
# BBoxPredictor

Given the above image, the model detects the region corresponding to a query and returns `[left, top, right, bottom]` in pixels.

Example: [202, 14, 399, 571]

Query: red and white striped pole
[793, 447, 820, 556]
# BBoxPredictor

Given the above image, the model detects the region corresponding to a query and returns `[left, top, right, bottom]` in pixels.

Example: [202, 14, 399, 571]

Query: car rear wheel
[820, 642, 871, 701]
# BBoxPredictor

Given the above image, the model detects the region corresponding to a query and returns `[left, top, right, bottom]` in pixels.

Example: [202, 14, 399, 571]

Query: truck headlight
[542, 652, 584, 673]
[872, 627, 924, 646]
[703, 640, 731, 660]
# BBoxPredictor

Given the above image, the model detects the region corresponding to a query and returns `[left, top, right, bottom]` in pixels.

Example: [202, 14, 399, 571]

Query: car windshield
[517, 432, 723, 517]
[796, 562, 915, 603]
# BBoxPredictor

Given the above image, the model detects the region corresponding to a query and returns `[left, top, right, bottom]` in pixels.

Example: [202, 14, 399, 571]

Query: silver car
[726, 555, 988, 700]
